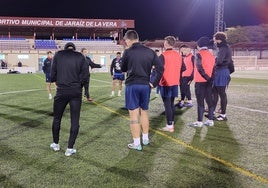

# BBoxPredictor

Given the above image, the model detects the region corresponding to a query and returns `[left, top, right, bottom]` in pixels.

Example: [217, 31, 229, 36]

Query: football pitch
[0, 71, 267, 188]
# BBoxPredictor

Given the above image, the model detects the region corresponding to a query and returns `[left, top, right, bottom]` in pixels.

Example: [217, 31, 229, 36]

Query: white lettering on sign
[64, 21, 85, 27]
[55, 21, 64, 26]
[85, 21, 94, 27]
[93, 21, 117, 27]
[94, 22, 102, 27]
[102, 22, 117, 27]
[0, 19, 20, 25]
[21, 20, 53, 26]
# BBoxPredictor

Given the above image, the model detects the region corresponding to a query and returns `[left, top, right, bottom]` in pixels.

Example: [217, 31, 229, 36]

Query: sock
[111, 91, 114, 95]
[220, 114, 226, 117]
[142, 133, 149, 141]
[118, 90, 121, 95]
[188, 100, 192, 104]
[133, 138, 141, 146]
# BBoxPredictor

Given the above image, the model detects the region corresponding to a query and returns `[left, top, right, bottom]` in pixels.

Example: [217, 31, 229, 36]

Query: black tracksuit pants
[52, 88, 82, 148]
[180, 76, 192, 101]
[212, 86, 227, 114]
[195, 82, 214, 121]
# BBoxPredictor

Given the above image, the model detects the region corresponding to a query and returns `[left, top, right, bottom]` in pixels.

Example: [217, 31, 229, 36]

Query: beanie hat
[64, 42, 76, 50]
[197, 37, 210, 47]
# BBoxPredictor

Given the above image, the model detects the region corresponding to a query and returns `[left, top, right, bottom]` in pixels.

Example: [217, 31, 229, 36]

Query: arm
[150, 54, 164, 88]
[110, 60, 114, 76]
[87, 57, 102, 69]
[80, 57, 89, 87]
[121, 51, 128, 73]
[42, 60, 47, 73]
[216, 46, 229, 67]
[181, 60, 186, 74]
[51, 57, 57, 83]
[189, 55, 195, 81]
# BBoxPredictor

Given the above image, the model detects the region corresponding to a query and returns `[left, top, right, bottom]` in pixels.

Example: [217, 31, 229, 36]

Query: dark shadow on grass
[89, 106, 190, 186]
[0, 112, 43, 128]
[89, 96, 118, 105]
[168, 121, 242, 187]
[78, 106, 129, 149]
[0, 103, 53, 116]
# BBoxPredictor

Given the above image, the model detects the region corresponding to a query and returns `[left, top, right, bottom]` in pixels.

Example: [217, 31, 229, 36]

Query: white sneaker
[50, 143, 60, 151]
[204, 120, 214, 126]
[65, 148, 77, 156]
[48, 94, 52, 100]
[189, 121, 203, 127]
[127, 143, 142, 151]
[142, 139, 150, 145]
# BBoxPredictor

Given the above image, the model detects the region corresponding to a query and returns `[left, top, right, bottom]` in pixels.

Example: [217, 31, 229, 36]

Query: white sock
[111, 91, 114, 95]
[142, 133, 149, 141]
[133, 138, 141, 146]
[220, 114, 226, 117]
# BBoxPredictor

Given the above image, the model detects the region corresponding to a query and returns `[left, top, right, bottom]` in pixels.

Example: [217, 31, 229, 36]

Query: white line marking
[0, 89, 43, 95]
[228, 104, 268, 114]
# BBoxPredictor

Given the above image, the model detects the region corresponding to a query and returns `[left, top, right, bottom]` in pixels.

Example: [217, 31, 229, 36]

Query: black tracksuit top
[51, 49, 89, 89]
[121, 42, 164, 88]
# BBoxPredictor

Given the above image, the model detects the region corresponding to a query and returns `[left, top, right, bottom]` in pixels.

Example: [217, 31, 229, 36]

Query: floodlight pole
[214, 0, 224, 33]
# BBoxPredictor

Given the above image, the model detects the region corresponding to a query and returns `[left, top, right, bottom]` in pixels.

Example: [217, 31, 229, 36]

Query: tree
[225, 24, 268, 44]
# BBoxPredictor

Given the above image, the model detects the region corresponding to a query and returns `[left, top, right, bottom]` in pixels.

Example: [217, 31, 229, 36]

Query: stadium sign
[0, 16, 134, 28]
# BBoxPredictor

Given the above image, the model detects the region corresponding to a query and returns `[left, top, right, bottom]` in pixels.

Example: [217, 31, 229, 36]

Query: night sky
[0, 0, 267, 41]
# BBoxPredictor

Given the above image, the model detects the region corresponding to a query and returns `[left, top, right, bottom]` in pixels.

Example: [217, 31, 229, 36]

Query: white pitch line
[0, 89, 44, 95]
[228, 104, 268, 114]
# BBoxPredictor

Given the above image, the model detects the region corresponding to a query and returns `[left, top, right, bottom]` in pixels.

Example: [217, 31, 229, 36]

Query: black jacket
[215, 41, 232, 70]
[121, 42, 164, 87]
[51, 49, 88, 89]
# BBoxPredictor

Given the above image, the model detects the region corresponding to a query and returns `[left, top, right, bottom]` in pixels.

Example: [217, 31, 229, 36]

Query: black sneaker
[216, 115, 228, 121]
[175, 101, 184, 108]
[204, 113, 216, 120]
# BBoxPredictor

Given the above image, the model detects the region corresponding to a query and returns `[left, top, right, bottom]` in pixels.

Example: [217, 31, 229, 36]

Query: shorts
[159, 85, 179, 98]
[125, 84, 151, 110]
[45, 73, 51, 83]
[113, 73, 125, 81]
